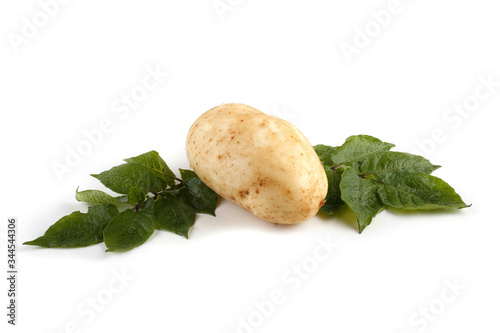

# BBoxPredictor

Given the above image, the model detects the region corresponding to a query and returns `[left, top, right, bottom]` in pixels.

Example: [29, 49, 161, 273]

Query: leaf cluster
[25, 151, 218, 252]
[314, 135, 469, 233]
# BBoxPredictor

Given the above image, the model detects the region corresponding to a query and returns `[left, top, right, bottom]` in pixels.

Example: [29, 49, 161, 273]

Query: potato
[185, 103, 328, 224]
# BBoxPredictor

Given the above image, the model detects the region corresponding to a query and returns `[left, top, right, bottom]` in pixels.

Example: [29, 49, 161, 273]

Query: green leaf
[320, 166, 345, 215]
[313, 144, 336, 168]
[25, 152, 218, 252]
[92, 151, 178, 196]
[114, 195, 129, 203]
[127, 187, 145, 205]
[24, 204, 119, 248]
[319, 135, 468, 232]
[92, 163, 167, 195]
[313, 145, 345, 215]
[75, 188, 126, 206]
[162, 187, 183, 197]
[181, 177, 218, 216]
[124, 151, 176, 186]
[103, 199, 156, 252]
[179, 168, 198, 182]
[340, 167, 385, 233]
[318, 135, 396, 217]
[154, 194, 196, 238]
[176, 169, 218, 215]
[357, 151, 440, 176]
[332, 135, 394, 170]
[374, 172, 468, 210]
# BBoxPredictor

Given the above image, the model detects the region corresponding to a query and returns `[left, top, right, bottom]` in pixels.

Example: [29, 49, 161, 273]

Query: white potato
[186, 103, 327, 224]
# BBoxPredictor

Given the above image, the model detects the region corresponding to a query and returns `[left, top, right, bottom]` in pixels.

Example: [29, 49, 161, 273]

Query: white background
[1, 1, 499, 332]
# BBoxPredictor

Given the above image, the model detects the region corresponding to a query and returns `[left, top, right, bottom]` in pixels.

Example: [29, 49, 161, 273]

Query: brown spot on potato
[238, 190, 250, 198]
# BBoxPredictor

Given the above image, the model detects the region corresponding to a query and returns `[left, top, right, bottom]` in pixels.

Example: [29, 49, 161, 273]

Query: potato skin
[186, 103, 327, 224]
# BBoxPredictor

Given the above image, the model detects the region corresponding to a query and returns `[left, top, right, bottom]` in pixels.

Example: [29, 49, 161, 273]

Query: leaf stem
[133, 199, 149, 212]
[174, 179, 184, 188]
